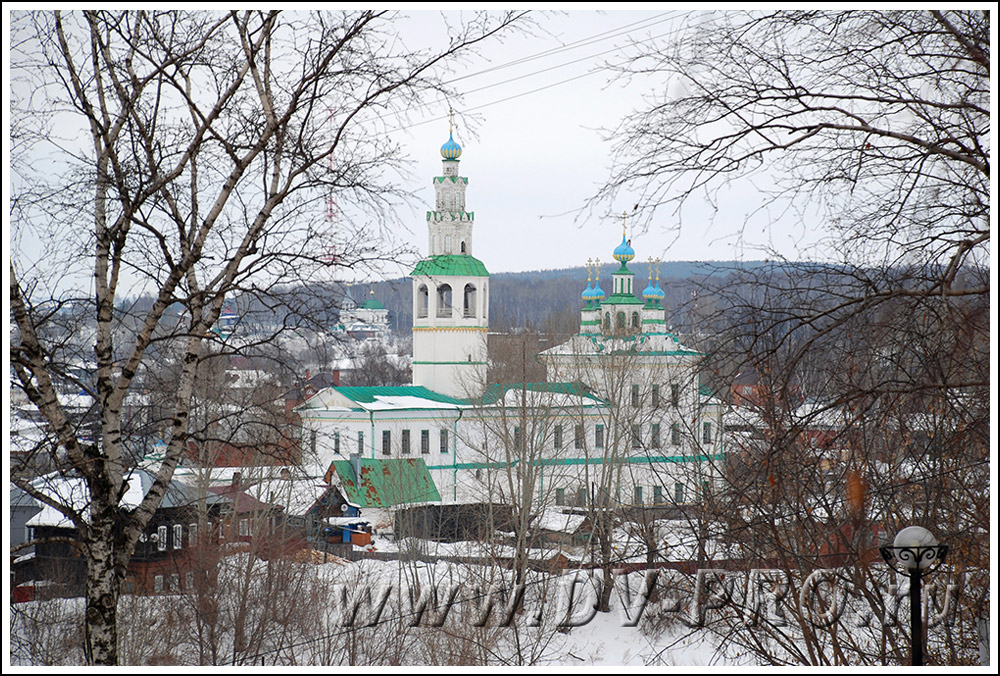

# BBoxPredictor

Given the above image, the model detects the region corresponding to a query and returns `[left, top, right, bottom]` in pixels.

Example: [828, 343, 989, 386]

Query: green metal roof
[602, 293, 646, 305]
[360, 298, 385, 310]
[333, 385, 468, 405]
[330, 458, 441, 507]
[411, 255, 489, 278]
[477, 381, 605, 406]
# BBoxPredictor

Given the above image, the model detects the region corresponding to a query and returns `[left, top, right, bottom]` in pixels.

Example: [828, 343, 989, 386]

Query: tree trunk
[83, 520, 123, 665]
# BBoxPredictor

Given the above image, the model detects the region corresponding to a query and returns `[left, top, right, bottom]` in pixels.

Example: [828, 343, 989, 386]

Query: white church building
[296, 130, 725, 509]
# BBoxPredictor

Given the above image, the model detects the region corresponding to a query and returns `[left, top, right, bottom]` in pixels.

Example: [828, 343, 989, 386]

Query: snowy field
[10, 552, 738, 667]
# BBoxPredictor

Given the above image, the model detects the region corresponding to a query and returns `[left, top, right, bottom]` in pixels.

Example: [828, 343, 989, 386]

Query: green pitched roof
[333, 385, 467, 405]
[360, 298, 385, 310]
[411, 255, 489, 278]
[330, 458, 441, 507]
[477, 381, 605, 406]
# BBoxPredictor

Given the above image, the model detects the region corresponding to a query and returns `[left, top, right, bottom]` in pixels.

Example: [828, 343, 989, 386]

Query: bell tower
[410, 117, 489, 398]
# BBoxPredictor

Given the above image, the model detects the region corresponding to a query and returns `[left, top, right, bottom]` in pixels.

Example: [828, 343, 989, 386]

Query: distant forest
[351, 261, 773, 337]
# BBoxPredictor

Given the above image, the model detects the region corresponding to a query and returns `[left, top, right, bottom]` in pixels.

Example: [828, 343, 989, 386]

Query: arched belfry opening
[437, 284, 453, 318]
[417, 284, 429, 318]
[463, 283, 477, 318]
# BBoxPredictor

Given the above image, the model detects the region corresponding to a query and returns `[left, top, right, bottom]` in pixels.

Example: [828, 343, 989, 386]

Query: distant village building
[296, 130, 725, 509]
[334, 287, 391, 340]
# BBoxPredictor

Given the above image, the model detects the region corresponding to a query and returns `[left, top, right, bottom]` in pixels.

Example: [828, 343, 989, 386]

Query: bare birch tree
[597, 10, 989, 664]
[9, 9, 525, 665]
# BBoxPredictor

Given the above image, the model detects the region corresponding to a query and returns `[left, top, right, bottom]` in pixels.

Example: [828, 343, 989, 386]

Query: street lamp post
[880, 526, 947, 666]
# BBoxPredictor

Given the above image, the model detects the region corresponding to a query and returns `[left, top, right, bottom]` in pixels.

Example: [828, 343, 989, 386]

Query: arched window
[445, 234, 453, 253]
[631, 312, 640, 329]
[616, 312, 625, 329]
[460, 240, 467, 254]
[604, 312, 611, 332]
[417, 284, 428, 318]
[437, 284, 453, 318]
[463, 283, 477, 318]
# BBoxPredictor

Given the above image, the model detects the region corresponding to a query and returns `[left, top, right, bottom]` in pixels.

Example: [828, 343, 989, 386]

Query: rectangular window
[440, 429, 449, 453]
[421, 429, 430, 454]
[595, 424, 604, 449]
[633, 486, 643, 505]
[671, 423, 681, 446]
[189, 523, 198, 547]
[154, 575, 164, 593]
[402, 429, 411, 454]
[670, 384, 680, 407]
[513, 426, 522, 450]
[576, 487, 588, 506]
[382, 430, 391, 456]
[185, 572, 195, 590]
[701, 480, 711, 497]
[334, 431, 341, 454]
[310, 430, 317, 456]
[675, 481, 685, 504]
[631, 384, 640, 408]
[574, 424, 584, 449]
[173, 524, 183, 550]
[703, 422, 712, 444]
[631, 424, 642, 449]
[157, 525, 167, 552]
[651, 423, 661, 448]
[652, 384, 660, 407]
[357, 431, 364, 453]
[554, 424, 563, 449]
[239, 518, 250, 537]
[653, 485, 663, 505]
[555, 488, 565, 506]
[168, 574, 180, 592]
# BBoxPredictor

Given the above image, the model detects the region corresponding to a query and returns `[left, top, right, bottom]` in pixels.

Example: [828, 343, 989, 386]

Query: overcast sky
[6, 9, 828, 292]
[372, 9, 827, 282]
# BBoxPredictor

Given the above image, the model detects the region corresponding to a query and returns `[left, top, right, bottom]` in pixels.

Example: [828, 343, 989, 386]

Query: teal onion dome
[613, 235, 635, 264]
[592, 281, 605, 301]
[653, 280, 665, 300]
[642, 280, 659, 300]
[440, 132, 462, 160]
[581, 281, 594, 301]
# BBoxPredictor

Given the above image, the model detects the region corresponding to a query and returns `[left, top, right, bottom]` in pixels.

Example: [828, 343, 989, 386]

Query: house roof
[299, 382, 604, 415]
[327, 458, 441, 508]
[207, 485, 281, 514]
[23, 469, 211, 529]
[266, 478, 337, 516]
[476, 381, 606, 408]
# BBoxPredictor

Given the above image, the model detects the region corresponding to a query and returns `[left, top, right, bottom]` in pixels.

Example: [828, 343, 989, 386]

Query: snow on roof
[24, 469, 202, 529]
[268, 478, 334, 515]
[533, 510, 586, 534]
[325, 516, 370, 528]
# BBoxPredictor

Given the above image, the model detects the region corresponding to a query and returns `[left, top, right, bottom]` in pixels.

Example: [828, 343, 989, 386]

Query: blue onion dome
[581, 280, 594, 301]
[653, 280, 665, 300]
[592, 280, 605, 301]
[642, 280, 659, 301]
[440, 132, 462, 160]
[613, 235, 635, 264]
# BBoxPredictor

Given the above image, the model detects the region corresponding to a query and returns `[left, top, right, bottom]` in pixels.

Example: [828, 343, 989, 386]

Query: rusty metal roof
[329, 458, 441, 507]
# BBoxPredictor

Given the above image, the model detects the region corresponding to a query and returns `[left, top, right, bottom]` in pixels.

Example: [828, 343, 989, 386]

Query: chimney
[332, 369, 341, 387]
[231, 471, 241, 488]
[305, 369, 311, 382]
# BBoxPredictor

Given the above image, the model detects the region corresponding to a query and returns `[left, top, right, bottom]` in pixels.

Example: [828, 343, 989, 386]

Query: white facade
[410, 135, 489, 398]
[297, 133, 726, 510]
